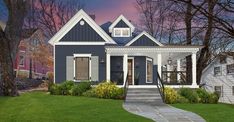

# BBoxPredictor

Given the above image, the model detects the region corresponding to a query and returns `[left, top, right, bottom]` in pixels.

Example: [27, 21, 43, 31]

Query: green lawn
[0, 92, 152, 122]
[172, 103, 234, 122]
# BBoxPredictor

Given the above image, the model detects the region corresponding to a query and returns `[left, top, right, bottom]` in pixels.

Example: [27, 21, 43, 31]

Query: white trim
[106, 53, 111, 81]
[109, 15, 135, 33]
[128, 57, 135, 85]
[105, 46, 200, 53]
[157, 53, 162, 84]
[165, 85, 199, 88]
[112, 28, 131, 37]
[117, 85, 158, 88]
[146, 57, 153, 83]
[49, 9, 116, 45]
[73, 54, 92, 57]
[192, 53, 197, 86]
[123, 54, 128, 86]
[55, 42, 105, 45]
[53, 45, 55, 83]
[125, 31, 163, 46]
[73, 54, 91, 82]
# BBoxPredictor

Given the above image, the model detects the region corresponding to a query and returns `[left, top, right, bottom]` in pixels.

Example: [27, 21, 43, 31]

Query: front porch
[105, 46, 202, 88]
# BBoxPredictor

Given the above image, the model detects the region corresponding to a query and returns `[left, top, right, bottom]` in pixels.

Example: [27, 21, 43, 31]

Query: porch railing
[156, 72, 165, 102]
[123, 72, 129, 102]
[162, 71, 191, 85]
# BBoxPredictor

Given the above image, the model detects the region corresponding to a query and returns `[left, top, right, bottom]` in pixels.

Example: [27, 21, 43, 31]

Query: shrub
[164, 87, 179, 104]
[82, 89, 96, 97]
[176, 95, 189, 103]
[209, 92, 219, 104]
[71, 82, 91, 96]
[60, 81, 75, 95]
[196, 88, 210, 103]
[178, 88, 199, 103]
[94, 82, 123, 99]
[49, 84, 61, 95]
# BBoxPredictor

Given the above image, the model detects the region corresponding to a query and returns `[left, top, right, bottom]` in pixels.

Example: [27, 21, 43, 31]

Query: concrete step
[125, 99, 163, 103]
[126, 94, 161, 98]
[125, 88, 163, 104]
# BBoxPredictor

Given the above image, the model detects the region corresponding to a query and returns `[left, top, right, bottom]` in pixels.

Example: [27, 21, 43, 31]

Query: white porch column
[177, 59, 181, 82]
[192, 53, 197, 86]
[106, 53, 110, 81]
[157, 53, 162, 83]
[123, 54, 128, 85]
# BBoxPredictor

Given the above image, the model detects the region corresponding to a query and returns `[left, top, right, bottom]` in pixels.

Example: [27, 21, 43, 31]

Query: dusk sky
[83, 0, 139, 24]
[0, 0, 140, 25]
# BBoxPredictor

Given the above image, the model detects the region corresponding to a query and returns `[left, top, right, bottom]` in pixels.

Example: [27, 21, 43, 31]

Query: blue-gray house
[49, 9, 202, 88]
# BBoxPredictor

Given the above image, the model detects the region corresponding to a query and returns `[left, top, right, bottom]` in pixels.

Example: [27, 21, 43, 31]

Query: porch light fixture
[168, 57, 172, 65]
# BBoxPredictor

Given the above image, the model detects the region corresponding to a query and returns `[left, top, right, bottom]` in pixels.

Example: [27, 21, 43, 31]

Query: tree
[0, 0, 36, 96]
[136, 0, 234, 84]
[28, 0, 85, 37]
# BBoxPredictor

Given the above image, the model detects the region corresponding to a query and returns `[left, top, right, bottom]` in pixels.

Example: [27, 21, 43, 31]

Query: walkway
[123, 103, 205, 122]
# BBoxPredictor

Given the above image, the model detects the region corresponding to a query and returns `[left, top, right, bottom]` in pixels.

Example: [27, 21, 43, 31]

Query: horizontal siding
[201, 57, 234, 104]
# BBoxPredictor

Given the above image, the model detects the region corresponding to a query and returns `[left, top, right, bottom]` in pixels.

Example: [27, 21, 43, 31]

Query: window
[75, 57, 90, 80]
[227, 64, 234, 74]
[146, 58, 153, 83]
[232, 86, 234, 96]
[214, 86, 222, 97]
[73, 54, 91, 81]
[122, 29, 129, 36]
[114, 29, 121, 36]
[19, 55, 25, 67]
[214, 66, 221, 76]
[113, 28, 130, 37]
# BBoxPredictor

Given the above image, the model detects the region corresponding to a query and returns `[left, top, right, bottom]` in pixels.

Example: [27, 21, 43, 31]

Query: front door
[128, 59, 134, 85]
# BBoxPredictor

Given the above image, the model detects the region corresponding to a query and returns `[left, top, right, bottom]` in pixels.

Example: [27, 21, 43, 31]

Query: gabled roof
[125, 31, 163, 46]
[49, 9, 116, 45]
[108, 15, 135, 33]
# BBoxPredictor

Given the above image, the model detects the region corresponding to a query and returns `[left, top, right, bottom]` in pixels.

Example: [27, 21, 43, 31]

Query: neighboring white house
[201, 52, 234, 104]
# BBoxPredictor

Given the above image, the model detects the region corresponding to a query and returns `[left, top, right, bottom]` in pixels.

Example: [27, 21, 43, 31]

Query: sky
[83, 0, 139, 25]
[0, 0, 140, 25]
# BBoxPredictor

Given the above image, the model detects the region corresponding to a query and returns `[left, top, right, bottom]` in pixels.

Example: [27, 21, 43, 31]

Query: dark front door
[128, 59, 133, 85]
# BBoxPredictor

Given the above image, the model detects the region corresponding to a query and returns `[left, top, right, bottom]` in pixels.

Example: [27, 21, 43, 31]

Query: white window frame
[214, 66, 222, 76]
[146, 57, 153, 83]
[113, 28, 130, 37]
[232, 86, 234, 96]
[227, 64, 234, 75]
[73, 54, 91, 82]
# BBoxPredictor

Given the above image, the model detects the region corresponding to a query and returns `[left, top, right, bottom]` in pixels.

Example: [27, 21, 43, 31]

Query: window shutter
[66, 56, 74, 81]
[91, 56, 99, 81]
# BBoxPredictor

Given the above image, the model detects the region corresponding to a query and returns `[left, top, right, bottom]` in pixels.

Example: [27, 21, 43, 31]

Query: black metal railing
[123, 73, 129, 102]
[162, 71, 191, 85]
[156, 72, 165, 102]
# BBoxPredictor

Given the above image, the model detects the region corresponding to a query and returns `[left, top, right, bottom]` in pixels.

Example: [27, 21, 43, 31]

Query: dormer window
[109, 15, 135, 38]
[113, 28, 130, 37]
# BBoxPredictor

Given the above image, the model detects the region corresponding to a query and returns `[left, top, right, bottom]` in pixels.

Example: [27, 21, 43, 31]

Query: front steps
[125, 88, 164, 105]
